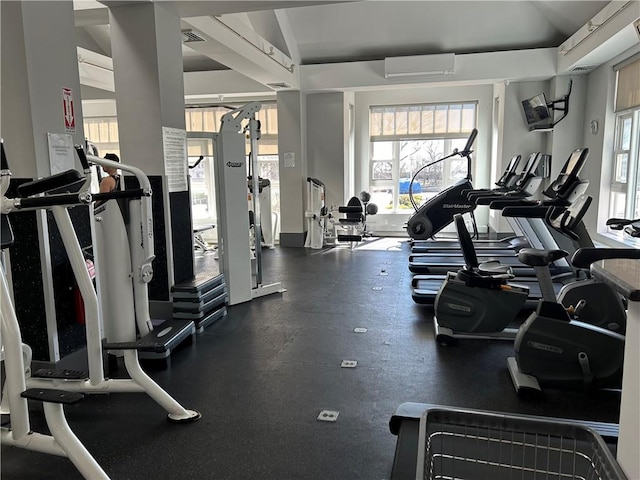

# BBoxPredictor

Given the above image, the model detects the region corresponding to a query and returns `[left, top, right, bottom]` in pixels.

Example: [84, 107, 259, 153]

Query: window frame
[609, 107, 640, 220]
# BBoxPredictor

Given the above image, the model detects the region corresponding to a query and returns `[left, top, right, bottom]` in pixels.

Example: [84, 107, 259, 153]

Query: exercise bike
[405, 128, 477, 240]
[507, 219, 640, 393]
[434, 195, 630, 345]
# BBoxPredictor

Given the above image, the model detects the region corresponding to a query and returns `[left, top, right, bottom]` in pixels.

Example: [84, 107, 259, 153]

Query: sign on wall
[162, 127, 188, 193]
[62, 87, 76, 133]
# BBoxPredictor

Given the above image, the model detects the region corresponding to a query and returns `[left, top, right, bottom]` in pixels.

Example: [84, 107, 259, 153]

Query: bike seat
[517, 248, 568, 267]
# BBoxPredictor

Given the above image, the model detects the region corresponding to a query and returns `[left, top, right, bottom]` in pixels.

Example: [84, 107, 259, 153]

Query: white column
[1, 0, 87, 362]
[277, 91, 307, 246]
[108, 3, 193, 296]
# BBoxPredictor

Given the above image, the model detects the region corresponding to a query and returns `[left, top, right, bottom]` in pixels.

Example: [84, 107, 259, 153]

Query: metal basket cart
[416, 407, 627, 480]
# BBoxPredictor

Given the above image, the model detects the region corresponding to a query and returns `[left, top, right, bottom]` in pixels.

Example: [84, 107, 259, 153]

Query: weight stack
[171, 273, 228, 333]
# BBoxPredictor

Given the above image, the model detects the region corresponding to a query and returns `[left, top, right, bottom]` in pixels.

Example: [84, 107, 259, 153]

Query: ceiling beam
[300, 48, 558, 91]
[182, 15, 299, 90]
[274, 9, 301, 65]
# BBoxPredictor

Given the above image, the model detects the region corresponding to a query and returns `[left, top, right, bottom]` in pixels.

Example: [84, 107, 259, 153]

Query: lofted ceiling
[73, 0, 639, 101]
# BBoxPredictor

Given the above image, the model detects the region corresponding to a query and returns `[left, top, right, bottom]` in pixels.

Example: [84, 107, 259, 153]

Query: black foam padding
[32, 369, 86, 380]
[21, 388, 84, 405]
[103, 339, 166, 353]
[338, 206, 363, 213]
[16, 170, 83, 197]
[454, 214, 478, 269]
[571, 247, 640, 269]
[337, 235, 362, 242]
[518, 248, 568, 266]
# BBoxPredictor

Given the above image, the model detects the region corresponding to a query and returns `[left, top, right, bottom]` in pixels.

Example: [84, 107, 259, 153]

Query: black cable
[408, 151, 460, 211]
[189, 156, 204, 169]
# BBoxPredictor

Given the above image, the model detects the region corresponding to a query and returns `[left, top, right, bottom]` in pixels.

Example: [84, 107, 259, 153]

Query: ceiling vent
[571, 65, 596, 73]
[634, 18, 640, 40]
[267, 82, 291, 89]
[181, 29, 206, 43]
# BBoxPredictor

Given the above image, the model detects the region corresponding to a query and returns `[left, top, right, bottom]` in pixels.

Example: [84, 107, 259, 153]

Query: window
[608, 57, 640, 228]
[369, 102, 477, 212]
[83, 117, 120, 157]
[609, 110, 640, 219]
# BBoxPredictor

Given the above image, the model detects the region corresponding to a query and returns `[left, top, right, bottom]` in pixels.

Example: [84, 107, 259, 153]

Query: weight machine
[213, 102, 284, 305]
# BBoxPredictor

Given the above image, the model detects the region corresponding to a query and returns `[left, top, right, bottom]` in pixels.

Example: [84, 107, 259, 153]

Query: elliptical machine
[405, 129, 477, 240]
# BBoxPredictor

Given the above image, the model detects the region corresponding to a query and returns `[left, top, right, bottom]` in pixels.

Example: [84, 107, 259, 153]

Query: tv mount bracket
[546, 79, 572, 127]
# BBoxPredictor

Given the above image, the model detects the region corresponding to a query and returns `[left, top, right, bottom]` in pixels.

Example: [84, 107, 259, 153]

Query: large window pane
[609, 191, 627, 219]
[461, 104, 476, 131]
[372, 161, 393, 180]
[371, 187, 394, 211]
[447, 104, 462, 133]
[434, 105, 448, 133]
[621, 117, 632, 150]
[382, 109, 396, 135]
[615, 153, 628, 183]
[372, 141, 393, 160]
[421, 107, 435, 134]
[370, 111, 382, 136]
[395, 110, 408, 135]
[408, 108, 421, 134]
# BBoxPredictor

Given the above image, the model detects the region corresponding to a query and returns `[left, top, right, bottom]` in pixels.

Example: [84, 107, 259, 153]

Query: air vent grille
[181, 29, 205, 43]
[571, 65, 596, 73]
[267, 82, 291, 89]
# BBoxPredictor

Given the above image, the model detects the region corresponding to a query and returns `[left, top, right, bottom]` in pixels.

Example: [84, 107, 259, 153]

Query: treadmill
[408, 149, 590, 277]
[410, 152, 543, 253]
[411, 149, 592, 304]
[410, 152, 545, 257]
[411, 195, 593, 307]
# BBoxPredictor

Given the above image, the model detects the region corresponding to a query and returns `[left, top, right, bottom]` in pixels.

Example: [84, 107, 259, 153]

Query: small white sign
[162, 127, 188, 192]
[341, 360, 358, 368]
[284, 151, 295, 168]
[47, 133, 75, 175]
[354, 327, 368, 333]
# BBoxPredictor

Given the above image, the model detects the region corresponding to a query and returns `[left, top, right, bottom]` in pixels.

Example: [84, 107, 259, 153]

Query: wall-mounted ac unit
[384, 53, 455, 78]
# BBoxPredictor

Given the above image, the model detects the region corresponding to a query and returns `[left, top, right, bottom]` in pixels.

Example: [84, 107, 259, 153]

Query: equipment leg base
[168, 409, 202, 423]
[507, 356, 541, 393]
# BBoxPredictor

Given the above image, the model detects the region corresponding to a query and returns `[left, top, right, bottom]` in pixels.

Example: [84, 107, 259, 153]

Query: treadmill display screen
[566, 150, 584, 174]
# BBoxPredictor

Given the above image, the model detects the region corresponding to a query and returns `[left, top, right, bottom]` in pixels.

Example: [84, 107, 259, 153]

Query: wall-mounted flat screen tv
[522, 93, 551, 125]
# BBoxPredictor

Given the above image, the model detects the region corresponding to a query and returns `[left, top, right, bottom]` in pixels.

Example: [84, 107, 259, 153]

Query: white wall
[277, 90, 307, 240]
[354, 84, 493, 233]
[501, 80, 551, 178]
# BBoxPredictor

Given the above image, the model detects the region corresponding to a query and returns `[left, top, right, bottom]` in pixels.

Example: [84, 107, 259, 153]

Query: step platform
[21, 388, 84, 405]
[32, 369, 87, 380]
[171, 273, 228, 332]
[105, 319, 196, 360]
